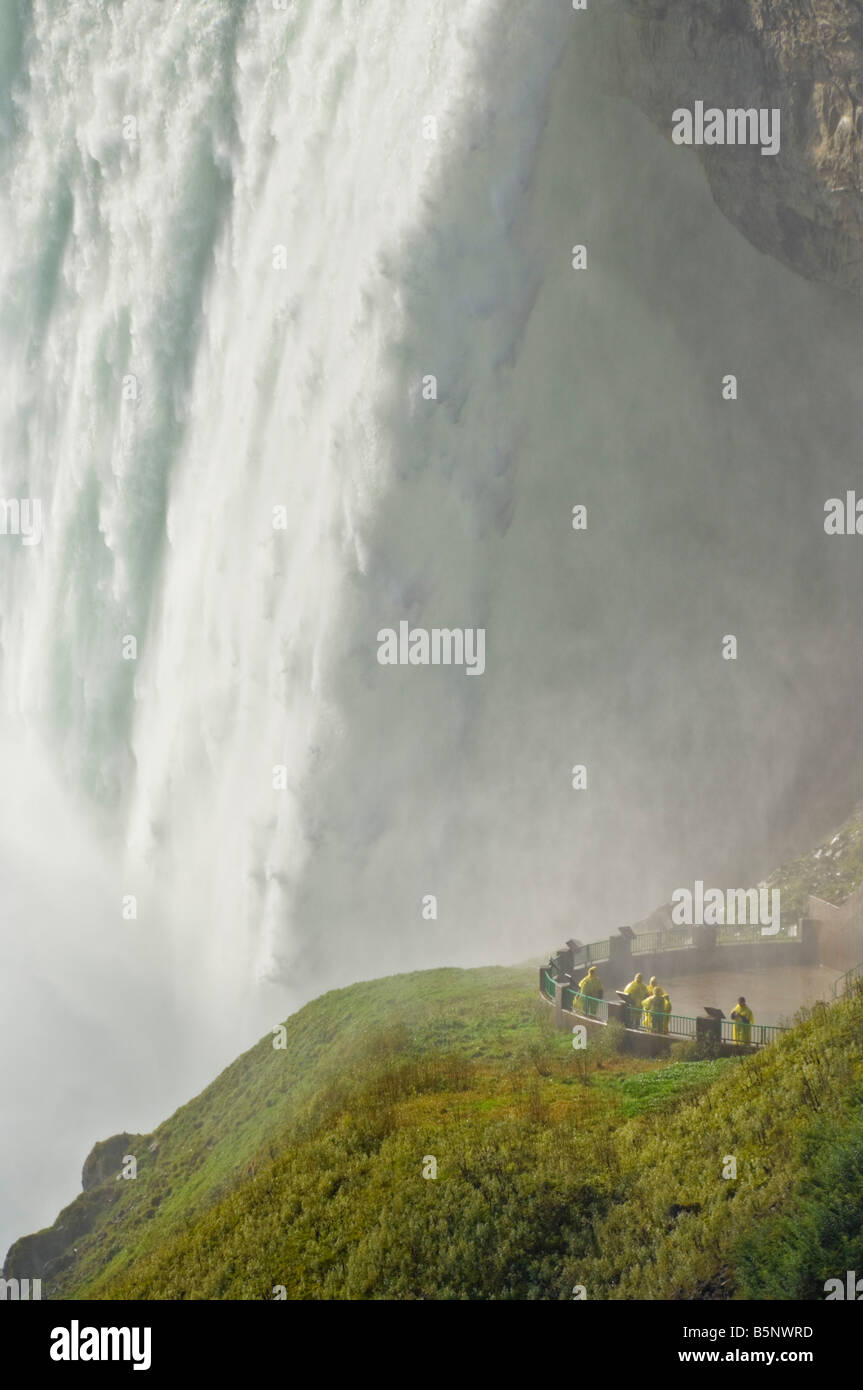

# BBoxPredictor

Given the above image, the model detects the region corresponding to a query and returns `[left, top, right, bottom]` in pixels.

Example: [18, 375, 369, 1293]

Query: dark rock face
[3, 1186, 120, 1281]
[2, 1133, 144, 1284]
[81, 1132, 137, 1192]
[612, 0, 863, 292]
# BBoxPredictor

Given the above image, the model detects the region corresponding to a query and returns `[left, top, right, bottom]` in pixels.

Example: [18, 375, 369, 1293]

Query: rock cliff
[612, 0, 863, 292]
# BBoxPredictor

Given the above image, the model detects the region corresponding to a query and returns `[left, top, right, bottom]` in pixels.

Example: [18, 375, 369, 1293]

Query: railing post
[609, 929, 632, 977]
[554, 980, 566, 1028]
[696, 1015, 721, 1049]
[606, 1000, 626, 1027]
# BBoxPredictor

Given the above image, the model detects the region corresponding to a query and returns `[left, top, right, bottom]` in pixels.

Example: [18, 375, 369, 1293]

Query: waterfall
[2, 0, 863, 1252]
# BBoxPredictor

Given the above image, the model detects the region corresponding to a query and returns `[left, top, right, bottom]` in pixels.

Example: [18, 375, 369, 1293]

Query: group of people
[575, 966, 672, 1031]
[575, 966, 756, 1042]
[622, 972, 673, 1032]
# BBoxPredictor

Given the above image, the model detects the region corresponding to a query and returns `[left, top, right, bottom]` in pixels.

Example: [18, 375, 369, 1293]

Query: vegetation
[768, 805, 863, 922]
[9, 965, 863, 1301]
[735, 1081, 863, 1299]
[591, 1059, 737, 1117]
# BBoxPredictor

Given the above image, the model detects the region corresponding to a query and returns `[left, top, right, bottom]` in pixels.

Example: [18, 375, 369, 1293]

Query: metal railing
[544, 972, 789, 1048]
[716, 922, 800, 945]
[629, 932, 660, 955]
[565, 990, 609, 1022]
[720, 1019, 786, 1046]
[623, 1005, 698, 1038]
[833, 961, 863, 998]
[586, 940, 610, 964]
[630, 929, 695, 954]
[630, 923, 800, 953]
[568, 993, 691, 1034]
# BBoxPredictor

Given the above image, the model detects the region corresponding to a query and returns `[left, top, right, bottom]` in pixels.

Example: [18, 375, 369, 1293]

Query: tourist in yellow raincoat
[623, 972, 649, 1026]
[642, 987, 664, 1031]
[577, 966, 603, 1017]
[639, 977, 660, 1027]
[660, 989, 672, 1035]
[730, 996, 754, 1044]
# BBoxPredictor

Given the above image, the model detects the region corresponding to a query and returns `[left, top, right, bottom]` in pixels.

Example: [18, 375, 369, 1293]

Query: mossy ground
[11, 962, 863, 1301]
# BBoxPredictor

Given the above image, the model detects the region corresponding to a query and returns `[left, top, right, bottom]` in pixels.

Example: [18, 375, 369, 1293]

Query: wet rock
[611, 0, 863, 293]
[81, 1132, 139, 1191]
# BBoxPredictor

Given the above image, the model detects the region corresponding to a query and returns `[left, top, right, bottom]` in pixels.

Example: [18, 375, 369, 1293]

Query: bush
[735, 1105, 863, 1299]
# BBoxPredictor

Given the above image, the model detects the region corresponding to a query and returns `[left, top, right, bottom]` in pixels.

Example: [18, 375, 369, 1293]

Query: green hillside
[5, 965, 555, 1297]
[7, 961, 863, 1300]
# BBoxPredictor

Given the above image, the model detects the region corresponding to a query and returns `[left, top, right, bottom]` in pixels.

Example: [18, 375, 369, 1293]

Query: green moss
[592, 1058, 739, 1117]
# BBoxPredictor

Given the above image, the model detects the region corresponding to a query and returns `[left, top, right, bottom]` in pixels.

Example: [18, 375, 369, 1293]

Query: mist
[2, 0, 863, 1254]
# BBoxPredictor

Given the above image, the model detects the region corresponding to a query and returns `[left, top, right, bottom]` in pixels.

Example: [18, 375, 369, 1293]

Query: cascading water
[3, 0, 863, 1253]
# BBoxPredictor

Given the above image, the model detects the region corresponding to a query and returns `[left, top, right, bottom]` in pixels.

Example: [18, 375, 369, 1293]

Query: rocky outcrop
[612, 0, 863, 293]
[3, 1185, 121, 1281]
[2, 1132, 147, 1285]
[81, 1132, 139, 1191]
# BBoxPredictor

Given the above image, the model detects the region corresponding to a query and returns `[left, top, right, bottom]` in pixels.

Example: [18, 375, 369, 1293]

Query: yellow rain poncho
[623, 973, 648, 1025]
[660, 992, 672, 1035]
[577, 967, 603, 1017]
[730, 1001, 754, 1044]
[642, 988, 665, 1031]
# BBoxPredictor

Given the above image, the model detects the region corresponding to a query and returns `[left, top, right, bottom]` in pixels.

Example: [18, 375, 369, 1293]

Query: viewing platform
[538, 923, 817, 1056]
[539, 967, 785, 1056]
[541, 898, 863, 1054]
[550, 920, 810, 983]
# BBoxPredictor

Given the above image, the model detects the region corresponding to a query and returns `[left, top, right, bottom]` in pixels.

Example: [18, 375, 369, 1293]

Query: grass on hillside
[11, 966, 863, 1302]
[591, 1059, 738, 1117]
[91, 990, 863, 1300]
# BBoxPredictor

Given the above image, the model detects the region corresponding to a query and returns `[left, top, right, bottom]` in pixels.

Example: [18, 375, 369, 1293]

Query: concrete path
[621, 963, 843, 1030]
